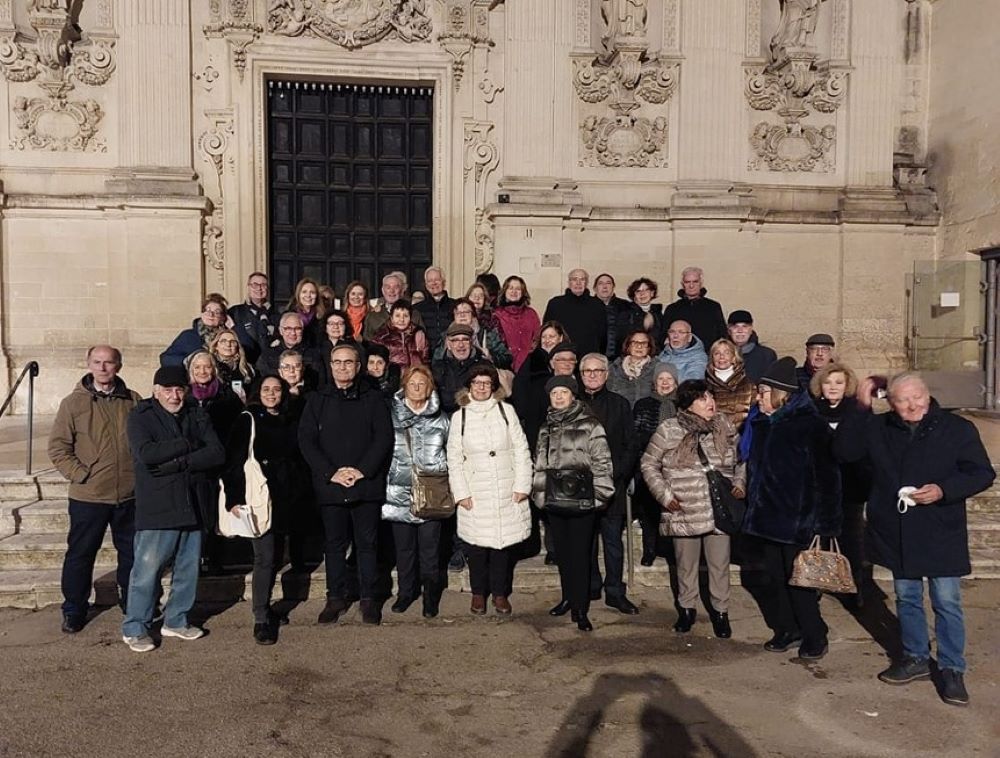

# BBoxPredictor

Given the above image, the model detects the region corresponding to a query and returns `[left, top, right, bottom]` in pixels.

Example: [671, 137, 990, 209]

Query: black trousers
[61, 499, 135, 616]
[590, 512, 626, 600]
[250, 531, 278, 623]
[761, 539, 828, 645]
[320, 501, 380, 600]
[392, 520, 442, 598]
[465, 544, 512, 597]
[548, 510, 598, 613]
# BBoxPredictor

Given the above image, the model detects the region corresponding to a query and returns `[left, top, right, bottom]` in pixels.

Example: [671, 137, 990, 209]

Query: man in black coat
[432, 322, 488, 414]
[257, 312, 324, 385]
[543, 268, 608, 356]
[122, 365, 225, 652]
[834, 373, 994, 706]
[594, 273, 634, 360]
[727, 310, 778, 384]
[662, 267, 727, 353]
[298, 343, 394, 626]
[796, 333, 836, 391]
[579, 352, 639, 615]
[413, 266, 456, 349]
[227, 271, 277, 363]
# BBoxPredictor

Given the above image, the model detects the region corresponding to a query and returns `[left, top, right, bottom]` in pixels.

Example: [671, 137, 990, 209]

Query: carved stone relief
[573, 0, 679, 168]
[745, 0, 847, 173]
[0, 0, 115, 151]
[464, 121, 499, 274]
[198, 110, 235, 283]
[204, 0, 262, 82]
[267, 0, 432, 49]
[436, 0, 493, 92]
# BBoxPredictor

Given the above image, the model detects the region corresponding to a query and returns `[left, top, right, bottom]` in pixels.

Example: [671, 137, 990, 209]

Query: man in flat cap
[797, 333, 836, 391]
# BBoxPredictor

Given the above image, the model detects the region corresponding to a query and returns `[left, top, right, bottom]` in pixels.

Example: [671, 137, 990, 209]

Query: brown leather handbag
[789, 536, 858, 594]
[405, 427, 455, 520]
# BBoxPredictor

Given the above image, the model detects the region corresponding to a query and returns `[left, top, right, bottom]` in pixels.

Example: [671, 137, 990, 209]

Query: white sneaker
[160, 625, 205, 641]
[122, 634, 155, 653]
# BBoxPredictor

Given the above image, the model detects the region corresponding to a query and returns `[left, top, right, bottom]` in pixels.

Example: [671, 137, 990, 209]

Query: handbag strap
[695, 441, 716, 473]
[244, 411, 256, 458]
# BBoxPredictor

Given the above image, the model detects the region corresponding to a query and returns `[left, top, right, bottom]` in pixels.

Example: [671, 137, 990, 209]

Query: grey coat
[382, 390, 450, 524]
[532, 400, 615, 509]
[641, 415, 745, 537]
[606, 357, 656, 409]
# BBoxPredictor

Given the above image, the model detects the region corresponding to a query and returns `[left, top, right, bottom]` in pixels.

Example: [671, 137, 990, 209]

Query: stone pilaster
[108, 0, 198, 193]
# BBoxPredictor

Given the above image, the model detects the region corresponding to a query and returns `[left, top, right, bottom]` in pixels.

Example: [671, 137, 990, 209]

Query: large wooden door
[267, 79, 434, 303]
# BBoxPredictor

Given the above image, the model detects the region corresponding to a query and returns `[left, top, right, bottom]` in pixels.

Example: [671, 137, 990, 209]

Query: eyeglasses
[667, 330, 691, 336]
[470, 379, 493, 388]
[279, 363, 302, 371]
[280, 326, 304, 332]
[581, 368, 607, 376]
[217, 339, 238, 346]
[552, 356, 577, 364]
[331, 359, 358, 367]
[248, 282, 268, 290]
[629, 341, 651, 349]
[635, 286, 652, 293]
[204, 308, 225, 316]
[807, 346, 833, 354]
[449, 336, 472, 342]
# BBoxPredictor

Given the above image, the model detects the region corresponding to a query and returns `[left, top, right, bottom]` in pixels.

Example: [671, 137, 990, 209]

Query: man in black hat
[432, 321, 488, 414]
[122, 365, 225, 653]
[727, 310, 777, 384]
[797, 333, 836, 391]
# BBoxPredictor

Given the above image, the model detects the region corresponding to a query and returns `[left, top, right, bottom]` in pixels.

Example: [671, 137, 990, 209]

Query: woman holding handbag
[382, 365, 450, 618]
[743, 357, 842, 661]
[222, 376, 308, 645]
[641, 379, 744, 638]
[532, 376, 614, 632]
[447, 363, 533, 616]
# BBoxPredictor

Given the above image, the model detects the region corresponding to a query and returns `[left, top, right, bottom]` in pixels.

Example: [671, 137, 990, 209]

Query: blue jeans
[122, 529, 201, 637]
[893, 576, 966, 673]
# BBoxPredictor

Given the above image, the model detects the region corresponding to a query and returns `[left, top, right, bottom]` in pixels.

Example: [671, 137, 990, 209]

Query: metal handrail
[0, 361, 40, 474]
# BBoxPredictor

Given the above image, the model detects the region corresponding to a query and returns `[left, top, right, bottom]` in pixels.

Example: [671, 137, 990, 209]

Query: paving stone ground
[0, 580, 997, 758]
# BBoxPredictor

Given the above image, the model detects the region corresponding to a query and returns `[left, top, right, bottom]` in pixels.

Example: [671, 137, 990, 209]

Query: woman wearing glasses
[607, 328, 657, 408]
[209, 328, 255, 400]
[625, 277, 664, 348]
[160, 293, 230, 367]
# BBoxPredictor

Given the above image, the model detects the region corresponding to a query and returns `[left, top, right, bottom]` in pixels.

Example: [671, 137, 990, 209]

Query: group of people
[47, 265, 993, 707]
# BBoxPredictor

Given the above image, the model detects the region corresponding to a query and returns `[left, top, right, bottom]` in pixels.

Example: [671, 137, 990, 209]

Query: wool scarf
[669, 408, 731, 469]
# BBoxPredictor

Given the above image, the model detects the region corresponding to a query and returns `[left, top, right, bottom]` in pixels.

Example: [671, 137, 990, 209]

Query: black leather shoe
[422, 592, 440, 619]
[640, 552, 655, 567]
[549, 599, 572, 617]
[360, 599, 382, 626]
[764, 631, 802, 652]
[544, 553, 557, 566]
[589, 589, 602, 601]
[61, 614, 85, 634]
[709, 609, 732, 639]
[267, 608, 289, 627]
[317, 597, 348, 625]
[391, 595, 417, 614]
[798, 639, 829, 661]
[576, 613, 594, 632]
[253, 622, 277, 645]
[606, 596, 640, 615]
[673, 608, 696, 633]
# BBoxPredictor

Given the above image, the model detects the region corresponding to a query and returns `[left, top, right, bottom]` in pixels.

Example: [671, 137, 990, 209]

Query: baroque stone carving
[464, 121, 499, 274]
[0, 1, 115, 151]
[198, 112, 235, 280]
[204, 1, 263, 83]
[267, 0, 432, 49]
[437, 1, 493, 92]
[573, 0, 678, 168]
[745, 0, 846, 172]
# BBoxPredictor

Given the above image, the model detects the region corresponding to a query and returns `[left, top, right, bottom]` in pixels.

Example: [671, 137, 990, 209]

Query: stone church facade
[0, 0, 994, 410]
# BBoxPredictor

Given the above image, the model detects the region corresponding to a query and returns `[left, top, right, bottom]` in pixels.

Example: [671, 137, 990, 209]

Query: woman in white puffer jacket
[447, 363, 532, 616]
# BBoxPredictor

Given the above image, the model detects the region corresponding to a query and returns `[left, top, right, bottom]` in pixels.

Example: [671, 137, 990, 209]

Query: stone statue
[769, 0, 824, 68]
[601, 0, 648, 45]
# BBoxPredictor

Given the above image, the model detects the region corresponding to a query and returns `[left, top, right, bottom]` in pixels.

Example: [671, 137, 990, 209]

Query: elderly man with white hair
[834, 372, 994, 707]
[363, 271, 424, 340]
[543, 268, 608, 357]
[414, 265, 455, 348]
[662, 267, 728, 354]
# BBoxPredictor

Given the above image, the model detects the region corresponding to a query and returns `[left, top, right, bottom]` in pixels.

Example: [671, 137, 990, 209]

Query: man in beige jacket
[48, 345, 141, 634]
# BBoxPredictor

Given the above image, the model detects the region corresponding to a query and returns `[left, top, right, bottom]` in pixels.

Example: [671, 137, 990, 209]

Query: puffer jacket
[641, 414, 745, 537]
[532, 400, 615, 510]
[658, 336, 708, 382]
[383, 390, 450, 524]
[372, 322, 429, 368]
[705, 366, 755, 429]
[447, 389, 533, 549]
[606, 357, 656, 409]
[48, 375, 142, 504]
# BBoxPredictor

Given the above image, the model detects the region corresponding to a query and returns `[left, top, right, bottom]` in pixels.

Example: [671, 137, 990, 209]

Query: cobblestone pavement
[0, 580, 997, 757]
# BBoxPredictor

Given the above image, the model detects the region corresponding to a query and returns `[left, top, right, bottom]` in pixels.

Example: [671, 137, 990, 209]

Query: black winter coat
[432, 347, 486, 414]
[542, 289, 608, 356]
[222, 407, 308, 533]
[228, 300, 277, 363]
[511, 346, 554, 455]
[744, 391, 842, 546]
[582, 386, 636, 517]
[189, 385, 244, 450]
[256, 341, 324, 386]
[632, 392, 678, 516]
[662, 289, 727, 354]
[297, 380, 394, 505]
[599, 296, 634, 359]
[624, 302, 665, 350]
[126, 399, 225, 531]
[739, 333, 778, 384]
[414, 292, 456, 349]
[834, 402, 994, 578]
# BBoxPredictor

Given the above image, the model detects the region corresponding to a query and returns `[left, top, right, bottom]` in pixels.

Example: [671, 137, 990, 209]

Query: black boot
[360, 598, 382, 625]
[709, 609, 732, 639]
[391, 595, 417, 614]
[422, 582, 441, 619]
[673, 608, 696, 633]
[576, 613, 593, 632]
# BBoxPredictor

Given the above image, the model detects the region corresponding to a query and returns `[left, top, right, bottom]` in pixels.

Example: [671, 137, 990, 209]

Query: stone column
[675, 0, 746, 187]
[845, 0, 897, 188]
[108, 0, 198, 193]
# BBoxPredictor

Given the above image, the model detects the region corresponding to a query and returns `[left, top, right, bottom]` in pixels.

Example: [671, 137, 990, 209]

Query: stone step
[0, 470, 67, 502]
[0, 532, 115, 571]
[14, 500, 70, 534]
[968, 494, 1000, 514]
[968, 512, 1000, 550]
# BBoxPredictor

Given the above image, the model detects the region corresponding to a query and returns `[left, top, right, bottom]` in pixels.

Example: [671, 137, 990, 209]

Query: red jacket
[494, 304, 540, 373]
[372, 323, 429, 368]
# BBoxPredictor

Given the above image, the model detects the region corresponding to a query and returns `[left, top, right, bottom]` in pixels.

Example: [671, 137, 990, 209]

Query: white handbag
[218, 412, 272, 538]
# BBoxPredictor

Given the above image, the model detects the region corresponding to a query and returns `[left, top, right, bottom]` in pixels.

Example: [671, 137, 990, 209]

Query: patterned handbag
[789, 536, 858, 594]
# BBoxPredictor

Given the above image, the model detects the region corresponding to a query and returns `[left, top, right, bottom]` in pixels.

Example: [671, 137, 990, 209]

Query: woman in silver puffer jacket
[382, 365, 450, 618]
[533, 375, 614, 632]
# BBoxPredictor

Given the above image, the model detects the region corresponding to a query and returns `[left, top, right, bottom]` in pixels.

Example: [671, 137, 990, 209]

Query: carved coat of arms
[267, 0, 433, 49]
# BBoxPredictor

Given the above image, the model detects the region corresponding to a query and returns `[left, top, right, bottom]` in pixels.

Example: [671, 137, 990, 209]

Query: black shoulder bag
[696, 443, 745, 535]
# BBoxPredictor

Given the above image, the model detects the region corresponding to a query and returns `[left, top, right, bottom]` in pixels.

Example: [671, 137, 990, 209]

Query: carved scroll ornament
[267, 0, 432, 49]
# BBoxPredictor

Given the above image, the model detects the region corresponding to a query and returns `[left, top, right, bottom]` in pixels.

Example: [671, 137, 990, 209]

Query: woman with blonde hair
[705, 338, 755, 429]
[209, 328, 255, 399]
